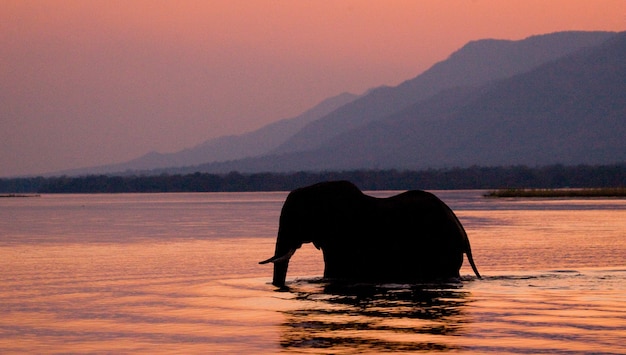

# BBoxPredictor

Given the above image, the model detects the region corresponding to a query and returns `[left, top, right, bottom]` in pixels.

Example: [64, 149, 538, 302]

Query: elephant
[260, 181, 481, 287]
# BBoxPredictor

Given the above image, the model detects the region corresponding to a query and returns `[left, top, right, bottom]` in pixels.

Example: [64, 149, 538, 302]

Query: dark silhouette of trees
[1, 164, 624, 194]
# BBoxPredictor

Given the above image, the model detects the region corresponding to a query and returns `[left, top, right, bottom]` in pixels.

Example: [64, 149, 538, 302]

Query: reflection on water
[279, 280, 472, 353]
[275, 269, 626, 355]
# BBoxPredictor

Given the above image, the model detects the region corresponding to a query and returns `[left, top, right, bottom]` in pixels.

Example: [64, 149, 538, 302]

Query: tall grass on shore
[485, 187, 626, 198]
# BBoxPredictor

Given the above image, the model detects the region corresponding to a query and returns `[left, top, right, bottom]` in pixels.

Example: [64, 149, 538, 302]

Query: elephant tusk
[258, 248, 296, 264]
[258, 256, 276, 264]
[272, 248, 296, 263]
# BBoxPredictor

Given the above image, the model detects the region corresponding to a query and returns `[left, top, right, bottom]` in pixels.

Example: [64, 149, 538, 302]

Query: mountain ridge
[269, 31, 616, 155]
[53, 92, 358, 176]
[50, 31, 622, 176]
[176, 31, 625, 174]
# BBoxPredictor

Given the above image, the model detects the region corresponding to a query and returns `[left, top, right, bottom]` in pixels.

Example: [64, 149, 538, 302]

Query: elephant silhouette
[260, 181, 481, 287]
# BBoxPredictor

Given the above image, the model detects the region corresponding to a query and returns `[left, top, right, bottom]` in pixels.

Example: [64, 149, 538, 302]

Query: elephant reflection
[280, 280, 470, 352]
[260, 181, 480, 287]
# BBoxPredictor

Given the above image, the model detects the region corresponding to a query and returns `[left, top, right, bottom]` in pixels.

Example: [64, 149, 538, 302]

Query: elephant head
[259, 181, 363, 287]
[258, 207, 306, 287]
[260, 181, 481, 287]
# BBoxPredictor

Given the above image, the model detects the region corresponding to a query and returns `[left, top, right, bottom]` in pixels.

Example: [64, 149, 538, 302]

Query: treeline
[1, 164, 625, 193]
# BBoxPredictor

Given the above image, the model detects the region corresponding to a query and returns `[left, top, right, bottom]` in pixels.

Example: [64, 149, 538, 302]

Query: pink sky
[1, 0, 624, 176]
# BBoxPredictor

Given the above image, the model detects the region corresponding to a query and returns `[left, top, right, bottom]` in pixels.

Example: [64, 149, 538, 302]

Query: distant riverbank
[485, 187, 626, 198]
[2, 164, 625, 193]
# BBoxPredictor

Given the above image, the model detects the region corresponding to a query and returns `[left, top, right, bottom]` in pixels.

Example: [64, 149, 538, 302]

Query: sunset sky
[1, 0, 624, 176]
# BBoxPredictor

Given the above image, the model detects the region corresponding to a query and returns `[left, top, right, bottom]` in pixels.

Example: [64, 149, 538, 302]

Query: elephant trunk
[259, 248, 296, 287]
[272, 261, 289, 287]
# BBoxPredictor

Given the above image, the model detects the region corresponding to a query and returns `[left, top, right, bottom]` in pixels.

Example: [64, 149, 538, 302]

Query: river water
[1, 191, 625, 354]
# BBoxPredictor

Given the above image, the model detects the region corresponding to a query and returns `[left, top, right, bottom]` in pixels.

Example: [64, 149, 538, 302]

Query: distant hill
[314, 31, 626, 170]
[171, 31, 625, 173]
[54, 31, 622, 176]
[269, 31, 616, 155]
[55, 92, 358, 176]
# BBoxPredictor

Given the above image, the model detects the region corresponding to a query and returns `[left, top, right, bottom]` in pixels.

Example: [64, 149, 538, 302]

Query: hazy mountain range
[58, 92, 359, 175]
[59, 31, 624, 176]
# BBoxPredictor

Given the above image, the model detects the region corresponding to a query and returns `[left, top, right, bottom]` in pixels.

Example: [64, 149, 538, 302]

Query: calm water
[1, 191, 625, 354]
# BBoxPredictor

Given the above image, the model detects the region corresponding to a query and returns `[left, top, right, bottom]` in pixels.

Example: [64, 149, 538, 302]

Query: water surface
[1, 191, 625, 354]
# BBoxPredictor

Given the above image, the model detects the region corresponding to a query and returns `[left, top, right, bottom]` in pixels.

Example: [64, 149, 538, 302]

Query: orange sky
[1, 0, 624, 176]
